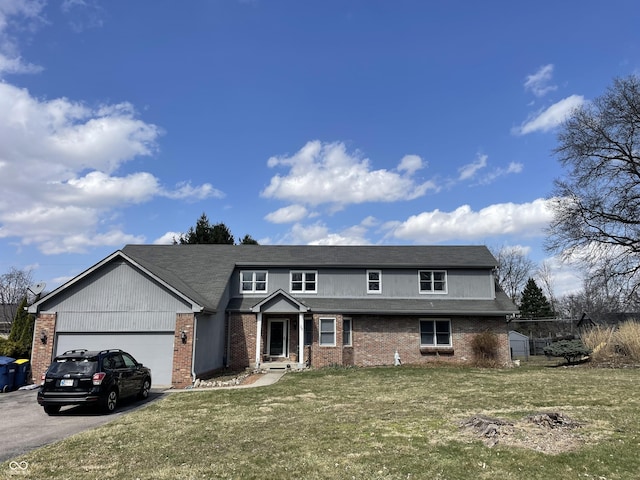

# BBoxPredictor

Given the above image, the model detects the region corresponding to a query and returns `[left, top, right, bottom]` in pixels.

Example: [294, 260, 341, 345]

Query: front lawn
[3, 365, 640, 479]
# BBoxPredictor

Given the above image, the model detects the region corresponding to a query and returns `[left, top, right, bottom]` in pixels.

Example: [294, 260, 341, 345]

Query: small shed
[509, 330, 530, 360]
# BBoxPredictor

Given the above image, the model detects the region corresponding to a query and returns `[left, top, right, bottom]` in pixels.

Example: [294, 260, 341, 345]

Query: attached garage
[28, 251, 221, 389]
[55, 332, 175, 386]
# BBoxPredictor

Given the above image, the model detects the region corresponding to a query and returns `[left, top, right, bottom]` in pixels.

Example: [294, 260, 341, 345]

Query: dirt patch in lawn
[460, 412, 585, 454]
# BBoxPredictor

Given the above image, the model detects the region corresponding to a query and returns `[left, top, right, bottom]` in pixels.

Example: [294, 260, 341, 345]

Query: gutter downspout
[255, 312, 262, 370]
[226, 311, 231, 368]
[191, 314, 198, 384]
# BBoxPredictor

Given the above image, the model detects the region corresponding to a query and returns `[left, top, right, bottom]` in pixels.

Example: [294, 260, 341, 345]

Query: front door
[267, 319, 288, 357]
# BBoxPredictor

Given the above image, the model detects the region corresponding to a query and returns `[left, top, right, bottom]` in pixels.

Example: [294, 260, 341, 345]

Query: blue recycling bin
[0, 356, 16, 393]
[13, 359, 30, 388]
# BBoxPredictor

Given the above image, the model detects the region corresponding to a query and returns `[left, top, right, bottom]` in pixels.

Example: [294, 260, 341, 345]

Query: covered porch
[251, 289, 310, 370]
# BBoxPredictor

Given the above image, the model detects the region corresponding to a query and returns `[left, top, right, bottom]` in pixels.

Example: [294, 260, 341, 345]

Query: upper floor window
[240, 271, 267, 293]
[291, 271, 317, 293]
[367, 270, 382, 294]
[419, 270, 447, 293]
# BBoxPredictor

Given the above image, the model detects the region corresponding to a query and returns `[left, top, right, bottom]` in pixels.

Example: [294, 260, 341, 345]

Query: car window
[102, 356, 115, 370]
[111, 354, 125, 369]
[122, 353, 138, 368]
[49, 358, 97, 375]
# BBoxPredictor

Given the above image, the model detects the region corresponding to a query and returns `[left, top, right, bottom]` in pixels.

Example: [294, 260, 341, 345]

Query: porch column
[298, 312, 304, 366]
[255, 312, 262, 369]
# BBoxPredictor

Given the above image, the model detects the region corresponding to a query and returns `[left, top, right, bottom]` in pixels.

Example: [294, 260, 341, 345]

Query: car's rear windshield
[48, 357, 98, 375]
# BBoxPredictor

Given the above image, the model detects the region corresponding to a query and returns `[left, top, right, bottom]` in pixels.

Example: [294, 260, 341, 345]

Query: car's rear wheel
[43, 405, 61, 415]
[138, 378, 151, 400]
[102, 388, 118, 413]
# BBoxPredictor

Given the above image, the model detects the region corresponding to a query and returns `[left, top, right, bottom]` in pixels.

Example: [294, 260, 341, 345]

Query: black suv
[38, 349, 152, 415]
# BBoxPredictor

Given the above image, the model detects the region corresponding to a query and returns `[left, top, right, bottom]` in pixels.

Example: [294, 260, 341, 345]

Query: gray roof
[228, 295, 517, 316]
[119, 244, 515, 316]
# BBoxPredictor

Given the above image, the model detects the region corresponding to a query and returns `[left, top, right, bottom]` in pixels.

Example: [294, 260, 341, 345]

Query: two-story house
[29, 245, 518, 388]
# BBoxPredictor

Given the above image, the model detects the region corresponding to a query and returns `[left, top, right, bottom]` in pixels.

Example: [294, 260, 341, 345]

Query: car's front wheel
[102, 388, 118, 413]
[43, 405, 61, 416]
[138, 378, 151, 400]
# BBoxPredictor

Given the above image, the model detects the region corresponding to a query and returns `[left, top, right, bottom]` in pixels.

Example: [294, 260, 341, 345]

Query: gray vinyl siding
[193, 311, 226, 375]
[39, 261, 193, 334]
[231, 268, 494, 300]
[56, 311, 176, 332]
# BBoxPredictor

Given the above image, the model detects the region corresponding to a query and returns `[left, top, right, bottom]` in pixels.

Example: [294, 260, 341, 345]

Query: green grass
[3, 365, 640, 479]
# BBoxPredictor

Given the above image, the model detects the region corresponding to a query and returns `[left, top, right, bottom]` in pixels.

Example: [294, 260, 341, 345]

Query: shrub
[614, 321, 640, 362]
[544, 339, 591, 365]
[581, 326, 616, 362]
[471, 331, 500, 366]
[581, 321, 640, 365]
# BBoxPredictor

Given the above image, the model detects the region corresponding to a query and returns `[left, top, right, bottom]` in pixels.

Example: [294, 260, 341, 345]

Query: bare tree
[536, 260, 558, 314]
[0, 267, 33, 327]
[547, 75, 640, 299]
[490, 245, 535, 303]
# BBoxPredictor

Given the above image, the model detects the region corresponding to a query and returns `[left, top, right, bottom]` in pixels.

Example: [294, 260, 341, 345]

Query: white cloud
[40, 230, 146, 255]
[262, 141, 435, 207]
[398, 154, 424, 175]
[513, 95, 585, 135]
[0, 0, 46, 77]
[161, 182, 224, 201]
[476, 161, 524, 185]
[265, 205, 309, 224]
[61, 0, 105, 32]
[386, 198, 554, 242]
[456, 154, 522, 185]
[458, 154, 487, 181]
[287, 222, 371, 245]
[536, 254, 583, 297]
[524, 64, 557, 97]
[153, 232, 182, 245]
[0, 82, 222, 253]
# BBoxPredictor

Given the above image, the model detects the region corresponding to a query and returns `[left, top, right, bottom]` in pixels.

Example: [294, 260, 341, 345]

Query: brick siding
[30, 313, 56, 384]
[227, 313, 510, 370]
[172, 313, 195, 388]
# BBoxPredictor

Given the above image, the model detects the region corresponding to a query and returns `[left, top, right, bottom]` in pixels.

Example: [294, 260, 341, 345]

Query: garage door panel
[55, 333, 174, 386]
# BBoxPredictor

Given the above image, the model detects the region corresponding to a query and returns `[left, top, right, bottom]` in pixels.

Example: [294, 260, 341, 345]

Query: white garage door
[55, 333, 175, 386]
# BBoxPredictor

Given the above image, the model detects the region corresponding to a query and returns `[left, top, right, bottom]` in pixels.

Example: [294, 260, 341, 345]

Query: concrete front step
[261, 361, 305, 371]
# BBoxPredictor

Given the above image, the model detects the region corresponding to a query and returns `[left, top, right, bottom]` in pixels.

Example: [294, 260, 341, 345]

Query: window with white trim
[240, 271, 267, 293]
[290, 271, 317, 293]
[420, 319, 452, 347]
[367, 270, 382, 294]
[343, 318, 352, 346]
[419, 270, 447, 293]
[319, 317, 336, 346]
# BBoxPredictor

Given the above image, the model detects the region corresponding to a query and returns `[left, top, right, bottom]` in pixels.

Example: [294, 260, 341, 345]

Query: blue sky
[1, 0, 639, 297]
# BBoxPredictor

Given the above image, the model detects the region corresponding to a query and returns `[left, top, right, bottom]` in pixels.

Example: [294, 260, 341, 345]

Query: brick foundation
[172, 313, 195, 388]
[30, 313, 56, 384]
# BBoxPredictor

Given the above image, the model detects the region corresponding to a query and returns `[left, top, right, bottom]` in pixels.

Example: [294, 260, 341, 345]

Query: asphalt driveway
[0, 386, 165, 463]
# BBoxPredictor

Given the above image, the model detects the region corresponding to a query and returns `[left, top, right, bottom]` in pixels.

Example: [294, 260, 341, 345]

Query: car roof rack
[61, 349, 89, 355]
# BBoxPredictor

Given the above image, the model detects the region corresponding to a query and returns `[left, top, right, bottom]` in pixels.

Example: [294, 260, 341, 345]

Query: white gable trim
[250, 289, 310, 313]
[28, 250, 205, 314]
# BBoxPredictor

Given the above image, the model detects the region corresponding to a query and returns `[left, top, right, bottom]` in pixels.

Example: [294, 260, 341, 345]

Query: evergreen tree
[519, 278, 555, 319]
[4, 297, 34, 357]
[239, 234, 259, 245]
[179, 213, 235, 245]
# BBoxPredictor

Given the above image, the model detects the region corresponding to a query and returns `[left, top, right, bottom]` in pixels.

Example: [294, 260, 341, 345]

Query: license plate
[60, 379, 74, 387]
